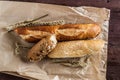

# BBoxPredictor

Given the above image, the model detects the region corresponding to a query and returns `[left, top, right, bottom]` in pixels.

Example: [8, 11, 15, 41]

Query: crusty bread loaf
[27, 35, 57, 62]
[14, 24, 101, 43]
[48, 39, 105, 58]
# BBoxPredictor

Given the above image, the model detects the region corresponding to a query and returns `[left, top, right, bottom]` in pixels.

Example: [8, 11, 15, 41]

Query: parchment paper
[0, 1, 110, 80]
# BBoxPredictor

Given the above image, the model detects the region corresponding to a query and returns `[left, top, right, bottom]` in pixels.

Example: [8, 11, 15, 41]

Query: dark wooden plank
[10, 0, 120, 11]
[109, 11, 120, 34]
[0, 73, 28, 80]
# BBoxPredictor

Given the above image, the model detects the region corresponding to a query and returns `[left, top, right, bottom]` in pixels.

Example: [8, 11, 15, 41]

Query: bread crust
[14, 24, 101, 43]
[27, 35, 57, 62]
[48, 39, 105, 58]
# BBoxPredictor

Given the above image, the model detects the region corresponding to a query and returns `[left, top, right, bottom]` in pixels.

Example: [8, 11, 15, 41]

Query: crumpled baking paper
[0, 1, 110, 80]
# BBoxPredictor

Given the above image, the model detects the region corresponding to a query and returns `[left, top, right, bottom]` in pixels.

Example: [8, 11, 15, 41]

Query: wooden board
[0, 0, 120, 80]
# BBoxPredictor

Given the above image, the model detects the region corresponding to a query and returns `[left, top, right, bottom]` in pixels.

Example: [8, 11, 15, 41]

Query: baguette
[48, 39, 105, 58]
[14, 24, 101, 43]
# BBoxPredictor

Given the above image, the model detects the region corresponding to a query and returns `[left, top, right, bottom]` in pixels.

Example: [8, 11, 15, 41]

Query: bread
[48, 39, 105, 58]
[14, 24, 101, 43]
[27, 35, 57, 62]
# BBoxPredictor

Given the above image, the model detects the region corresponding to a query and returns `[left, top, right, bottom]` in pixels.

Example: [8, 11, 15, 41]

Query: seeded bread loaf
[27, 35, 57, 62]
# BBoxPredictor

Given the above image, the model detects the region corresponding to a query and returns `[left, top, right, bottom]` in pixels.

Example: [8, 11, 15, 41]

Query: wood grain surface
[0, 0, 120, 80]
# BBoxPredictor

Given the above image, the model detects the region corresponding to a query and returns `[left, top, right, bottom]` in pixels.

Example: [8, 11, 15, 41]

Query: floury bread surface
[48, 39, 105, 58]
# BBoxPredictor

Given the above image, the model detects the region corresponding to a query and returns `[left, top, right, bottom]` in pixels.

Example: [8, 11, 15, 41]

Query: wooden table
[0, 0, 120, 80]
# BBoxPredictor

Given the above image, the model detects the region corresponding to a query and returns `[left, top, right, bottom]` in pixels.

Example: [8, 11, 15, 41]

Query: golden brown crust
[14, 24, 101, 43]
[48, 39, 105, 58]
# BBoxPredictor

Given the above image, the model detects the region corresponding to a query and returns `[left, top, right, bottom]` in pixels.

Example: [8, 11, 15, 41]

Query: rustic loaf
[48, 39, 105, 58]
[27, 35, 57, 62]
[14, 24, 101, 43]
